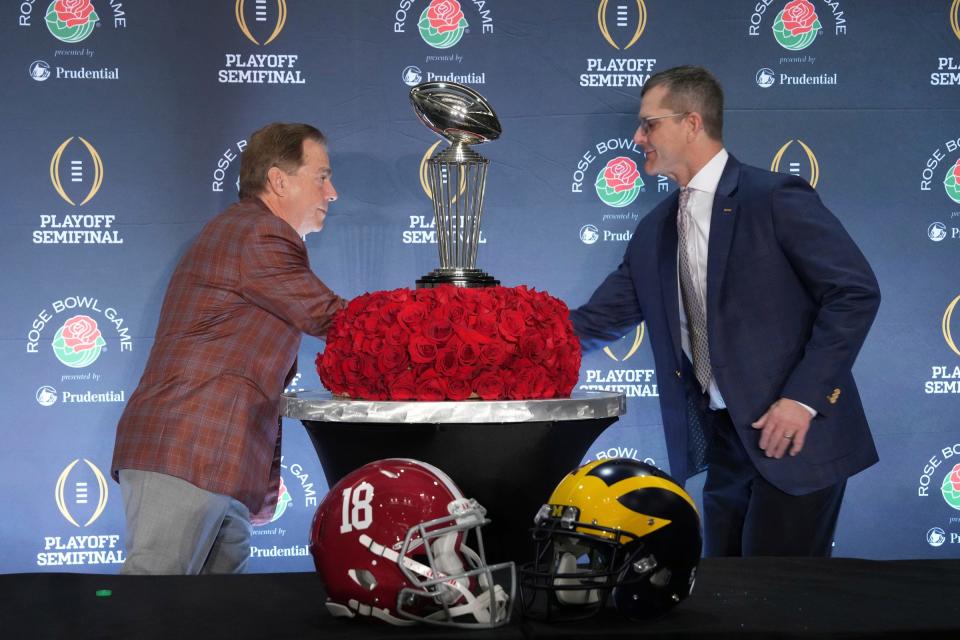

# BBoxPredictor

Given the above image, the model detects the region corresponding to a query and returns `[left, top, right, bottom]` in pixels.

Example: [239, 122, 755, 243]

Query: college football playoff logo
[771, 139, 819, 188]
[944, 294, 960, 357]
[50, 137, 104, 206]
[604, 324, 645, 362]
[235, 0, 287, 46]
[56, 459, 109, 527]
[597, 0, 646, 50]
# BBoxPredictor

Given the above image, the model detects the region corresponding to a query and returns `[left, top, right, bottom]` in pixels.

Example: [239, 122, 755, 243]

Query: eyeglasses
[637, 112, 689, 135]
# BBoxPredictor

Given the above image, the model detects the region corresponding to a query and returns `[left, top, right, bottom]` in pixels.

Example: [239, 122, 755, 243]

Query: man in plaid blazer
[112, 123, 348, 574]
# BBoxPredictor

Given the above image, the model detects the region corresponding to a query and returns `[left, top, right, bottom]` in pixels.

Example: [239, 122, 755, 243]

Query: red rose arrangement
[317, 285, 581, 401]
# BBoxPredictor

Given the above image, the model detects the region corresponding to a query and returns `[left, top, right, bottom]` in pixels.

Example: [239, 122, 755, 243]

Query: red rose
[341, 357, 363, 384]
[388, 369, 417, 400]
[61, 315, 102, 352]
[603, 157, 641, 193]
[377, 344, 408, 373]
[457, 341, 481, 367]
[952, 159, 960, 182]
[397, 302, 430, 333]
[781, 0, 818, 36]
[416, 370, 446, 401]
[498, 309, 526, 342]
[54, 0, 95, 27]
[387, 288, 412, 303]
[435, 348, 459, 377]
[378, 302, 403, 325]
[520, 329, 546, 363]
[427, 0, 465, 34]
[475, 311, 499, 338]
[951, 464, 960, 491]
[479, 341, 509, 367]
[474, 372, 505, 400]
[440, 302, 467, 325]
[453, 323, 494, 346]
[423, 317, 454, 344]
[446, 378, 472, 401]
[385, 324, 410, 347]
[362, 337, 384, 357]
[409, 334, 439, 364]
[360, 356, 379, 381]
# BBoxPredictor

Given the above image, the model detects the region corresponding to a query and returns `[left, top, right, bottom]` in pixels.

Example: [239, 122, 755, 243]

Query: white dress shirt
[678, 149, 729, 410]
[677, 149, 816, 417]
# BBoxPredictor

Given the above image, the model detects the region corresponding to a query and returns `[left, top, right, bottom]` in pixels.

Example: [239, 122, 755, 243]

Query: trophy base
[416, 268, 499, 289]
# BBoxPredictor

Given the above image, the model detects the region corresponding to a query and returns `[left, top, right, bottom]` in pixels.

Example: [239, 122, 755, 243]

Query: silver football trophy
[410, 82, 500, 288]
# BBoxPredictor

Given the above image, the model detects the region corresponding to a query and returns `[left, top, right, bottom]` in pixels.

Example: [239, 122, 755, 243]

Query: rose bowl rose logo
[772, 0, 822, 51]
[255, 477, 292, 526]
[418, 0, 468, 49]
[45, 0, 99, 43]
[51, 314, 106, 368]
[943, 463, 960, 510]
[595, 156, 644, 208]
[944, 159, 960, 205]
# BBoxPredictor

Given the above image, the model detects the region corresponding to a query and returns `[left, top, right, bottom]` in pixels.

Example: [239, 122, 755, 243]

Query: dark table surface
[4, 557, 959, 639]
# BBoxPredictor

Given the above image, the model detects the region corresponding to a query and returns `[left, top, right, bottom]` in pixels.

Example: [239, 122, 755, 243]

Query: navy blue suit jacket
[571, 155, 880, 496]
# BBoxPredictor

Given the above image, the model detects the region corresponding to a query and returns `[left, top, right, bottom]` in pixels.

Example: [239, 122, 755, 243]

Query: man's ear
[265, 166, 286, 196]
[686, 112, 705, 140]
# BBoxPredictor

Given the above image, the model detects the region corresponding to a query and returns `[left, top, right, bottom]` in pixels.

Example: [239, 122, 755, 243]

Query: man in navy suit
[571, 66, 880, 557]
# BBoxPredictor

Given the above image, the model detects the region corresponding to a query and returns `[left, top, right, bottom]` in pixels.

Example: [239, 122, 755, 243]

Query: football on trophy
[410, 81, 501, 145]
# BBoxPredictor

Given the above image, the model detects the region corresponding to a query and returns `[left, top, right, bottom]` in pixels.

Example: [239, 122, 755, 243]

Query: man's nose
[633, 126, 646, 147]
[326, 181, 338, 202]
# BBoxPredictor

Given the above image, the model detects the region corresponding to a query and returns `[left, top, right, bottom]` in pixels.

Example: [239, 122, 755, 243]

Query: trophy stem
[416, 147, 498, 289]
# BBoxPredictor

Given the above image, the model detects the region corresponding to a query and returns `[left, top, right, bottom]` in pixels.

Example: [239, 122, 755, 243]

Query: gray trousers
[118, 469, 252, 575]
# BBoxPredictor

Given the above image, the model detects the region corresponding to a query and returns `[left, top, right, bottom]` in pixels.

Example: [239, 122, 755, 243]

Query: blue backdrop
[2, 0, 959, 574]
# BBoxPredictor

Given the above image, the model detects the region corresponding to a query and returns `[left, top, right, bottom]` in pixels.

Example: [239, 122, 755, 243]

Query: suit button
[675, 370, 681, 377]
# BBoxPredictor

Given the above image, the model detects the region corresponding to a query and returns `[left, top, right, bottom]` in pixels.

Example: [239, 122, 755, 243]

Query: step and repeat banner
[1, 1, 959, 573]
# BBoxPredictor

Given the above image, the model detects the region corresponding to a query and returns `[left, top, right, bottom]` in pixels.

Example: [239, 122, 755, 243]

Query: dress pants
[118, 469, 252, 575]
[702, 409, 846, 557]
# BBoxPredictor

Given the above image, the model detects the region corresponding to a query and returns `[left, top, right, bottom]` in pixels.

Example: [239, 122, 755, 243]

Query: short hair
[641, 66, 724, 141]
[238, 123, 325, 199]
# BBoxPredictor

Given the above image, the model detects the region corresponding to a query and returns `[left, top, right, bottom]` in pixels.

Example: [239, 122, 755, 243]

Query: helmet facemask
[365, 497, 515, 628]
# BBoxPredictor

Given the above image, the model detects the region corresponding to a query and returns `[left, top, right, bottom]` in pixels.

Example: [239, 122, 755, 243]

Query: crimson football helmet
[309, 458, 514, 627]
[520, 458, 701, 620]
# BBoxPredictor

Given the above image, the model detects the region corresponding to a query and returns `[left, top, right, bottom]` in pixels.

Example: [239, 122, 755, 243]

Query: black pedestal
[300, 416, 617, 564]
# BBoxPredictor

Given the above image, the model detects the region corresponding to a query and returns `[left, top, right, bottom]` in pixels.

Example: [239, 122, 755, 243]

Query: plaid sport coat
[112, 197, 347, 517]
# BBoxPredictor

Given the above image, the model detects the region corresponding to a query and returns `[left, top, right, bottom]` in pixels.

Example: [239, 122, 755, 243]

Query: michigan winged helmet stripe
[546, 459, 699, 543]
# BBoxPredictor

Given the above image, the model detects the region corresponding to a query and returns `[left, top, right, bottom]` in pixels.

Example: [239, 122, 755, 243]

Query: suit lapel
[657, 191, 683, 367]
[706, 157, 741, 323]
